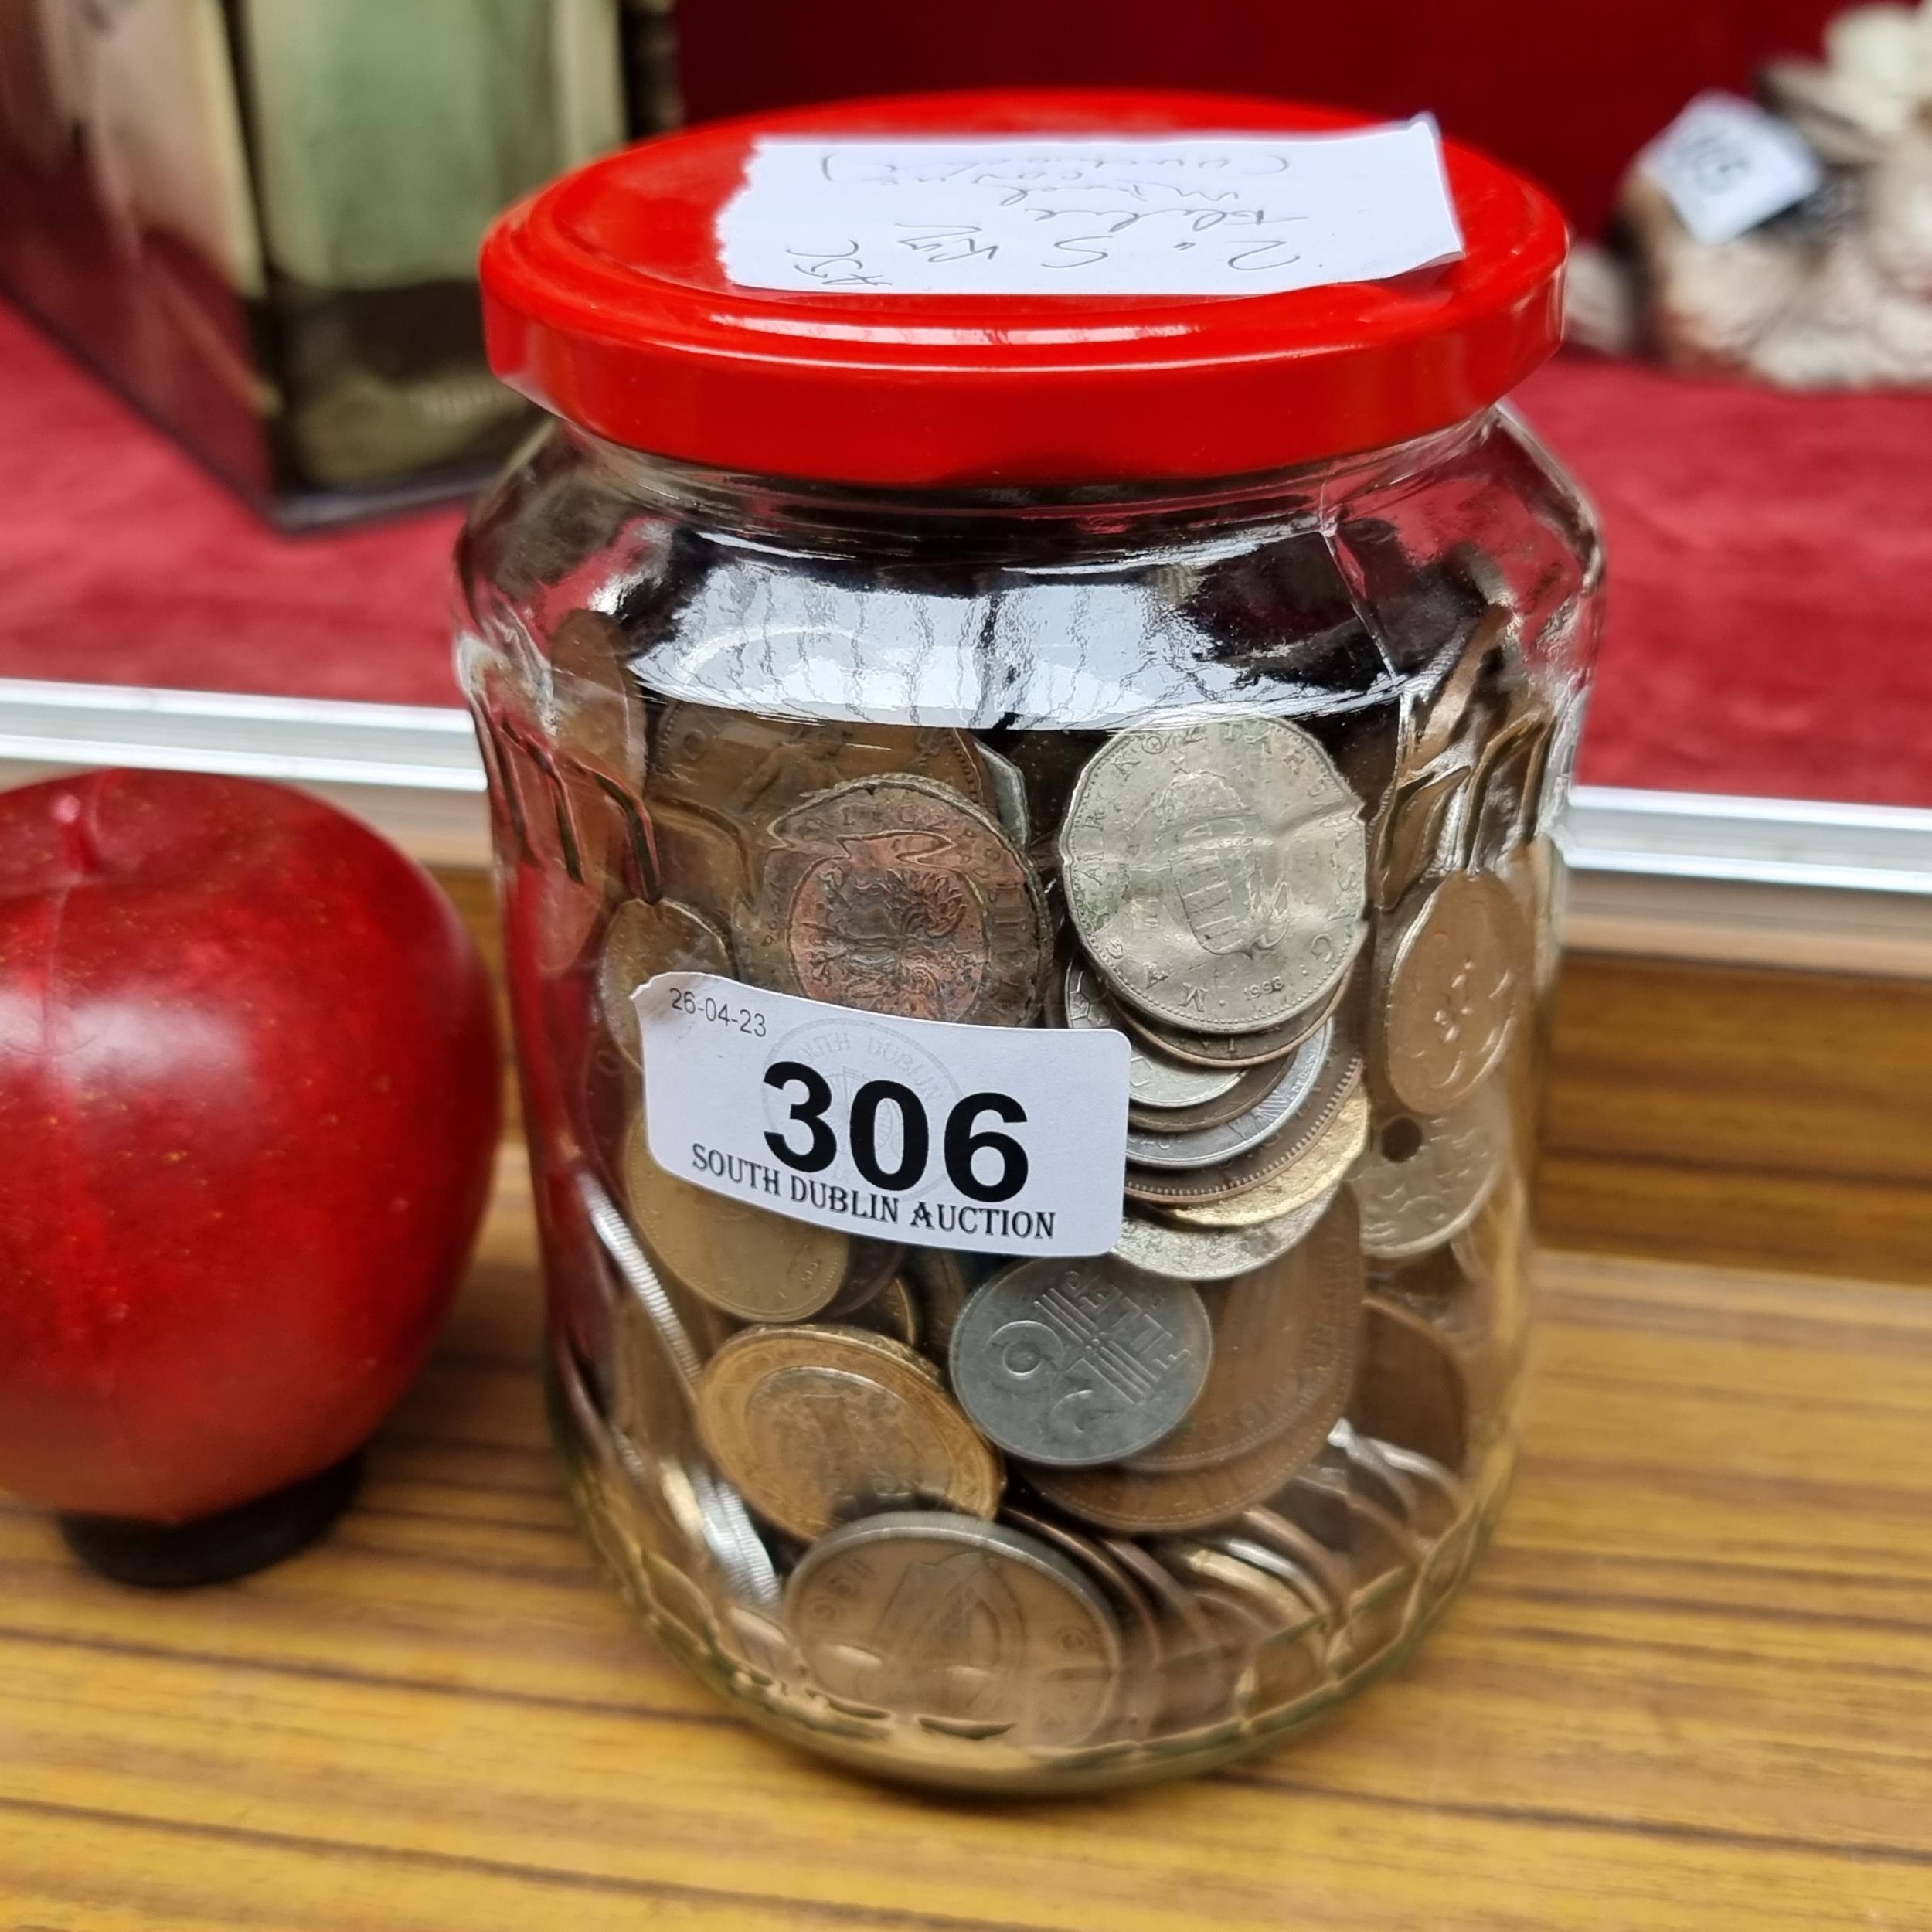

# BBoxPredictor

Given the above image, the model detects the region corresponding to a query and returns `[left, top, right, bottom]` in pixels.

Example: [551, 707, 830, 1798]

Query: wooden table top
[5, 1154, 1930, 1932]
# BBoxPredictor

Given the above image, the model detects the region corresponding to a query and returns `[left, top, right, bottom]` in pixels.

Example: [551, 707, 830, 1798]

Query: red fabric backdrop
[676, 0, 1843, 237]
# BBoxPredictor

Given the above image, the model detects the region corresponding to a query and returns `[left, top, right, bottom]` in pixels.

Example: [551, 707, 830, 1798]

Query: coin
[1408, 598, 1510, 770]
[1125, 1192, 1362, 1475]
[1123, 1034, 1363, 1209]
[654, 706, 992, 818]
[1110, 1186, 1333, 1283]
[696, 1326, 1002, 1542]
[1123, 1024, 1329, 1169]
[825, 1237, 910, 1317]
[784, 1510, 1122, 1748]
[1159, 1087, 1369, 1230]
[736, 776, 1050, 1026]
[1128, 1051, 1308, 1137]
[597, 898, 732, 1066]
[1350, 1297, 1472, 1473]
[624, 1123, 849, 1321]
[950, 1259, 1213, 1467]
[1061, 958, 1243, 1114]
[547, 609, 648, 786]
[1160, 1541, 1330, 1713]
[1376, 872, 1528, 1117]
[1098, 1533, 1240, 1732]
[1370, 764, 1470, 913]
[976, 741, 1033, 849]
[640, 796, 748, 925]
[1352, 1084, 1507, 1260]
[903, 1247, 981, 1362]
[843, 1276, 925, 1352]
[1117, 953, 1359, 1070]
[1229, 1507, 1357, 1615]
[1059, 716, 1367, 1036]
[1022, 1411, 1321, 1536]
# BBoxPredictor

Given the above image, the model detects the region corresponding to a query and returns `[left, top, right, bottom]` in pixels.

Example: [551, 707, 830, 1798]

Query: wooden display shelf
[3, 1148, 1930, 1930]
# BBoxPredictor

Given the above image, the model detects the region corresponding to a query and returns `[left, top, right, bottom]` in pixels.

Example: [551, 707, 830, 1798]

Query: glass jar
[458, 91, 1599, 1792]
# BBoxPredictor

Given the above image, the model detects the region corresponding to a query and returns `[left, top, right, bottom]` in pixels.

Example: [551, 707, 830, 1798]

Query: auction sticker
[634, 973, 1129, 1257]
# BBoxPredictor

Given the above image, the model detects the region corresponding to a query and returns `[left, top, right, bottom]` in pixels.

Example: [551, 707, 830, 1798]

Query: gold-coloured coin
[596, 898, 732, 1066]
[736, 776, 1050, 1025]
[653, 704, 992, 818]
[696, 1325, 1002, 1542]
[1125, 1192, 1362, 1475]
[1159, 1087, 1370, 1231]
[1376, 872, 1528, 1117]
[1022, 1410, 1324, 1536]
[904, 1247, 979, 1362]
[1370, 764, 1470, 913]
[623, 1123, 848, 1323]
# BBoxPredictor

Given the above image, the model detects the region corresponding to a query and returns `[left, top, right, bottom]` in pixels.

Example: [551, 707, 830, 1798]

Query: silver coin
[1063, 959, 1245, 1112]
[1110, 1188, 1338, 1283]
[1352, 1084, 1508, 1260]
[784, 1510, 1123, 1749]
[1124, 1022, 1331, 1170]
[1059, 716, 1366, 1036]
[949, 1257, 1213, 1467]
[976, 741, 1033, 849]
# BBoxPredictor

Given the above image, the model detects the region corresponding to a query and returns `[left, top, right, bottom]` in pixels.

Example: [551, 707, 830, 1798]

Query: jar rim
[481, 88, 1568, 488]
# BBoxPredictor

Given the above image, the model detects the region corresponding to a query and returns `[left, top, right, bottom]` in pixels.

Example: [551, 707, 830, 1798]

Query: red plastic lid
[481, 90, 1568, 487]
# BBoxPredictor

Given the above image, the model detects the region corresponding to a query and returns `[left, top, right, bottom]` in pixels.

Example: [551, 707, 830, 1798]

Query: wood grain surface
[2, 1151, 1930, 1930]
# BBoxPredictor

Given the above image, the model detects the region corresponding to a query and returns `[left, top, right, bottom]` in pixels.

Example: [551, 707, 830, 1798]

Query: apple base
[56, 1451, 366, 1588]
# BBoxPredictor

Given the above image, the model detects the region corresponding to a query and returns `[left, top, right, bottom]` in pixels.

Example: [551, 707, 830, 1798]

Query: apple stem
[51, 788, 101, 879]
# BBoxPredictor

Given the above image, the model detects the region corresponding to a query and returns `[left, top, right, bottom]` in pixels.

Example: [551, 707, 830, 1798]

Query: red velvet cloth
[679, 1, 1843, 240]
[4, 300, 1930, 806]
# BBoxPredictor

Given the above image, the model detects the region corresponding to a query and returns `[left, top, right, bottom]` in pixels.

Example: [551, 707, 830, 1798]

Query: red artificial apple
[0, 768, 499, 1532]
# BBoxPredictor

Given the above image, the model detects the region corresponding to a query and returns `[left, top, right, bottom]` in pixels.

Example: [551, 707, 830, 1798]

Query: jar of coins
[460, 90, 1598, 1791]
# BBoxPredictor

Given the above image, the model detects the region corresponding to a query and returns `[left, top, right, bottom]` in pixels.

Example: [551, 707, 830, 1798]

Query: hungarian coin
[1376, 872, 1529, 1117]
[1160, 1087, 1369, 1230]
[1059, 716, 1368, 1035]
[950, 1259, 1213, 1467]
[624, 1124, 848, 1321]
[696, 1326, 1002, 1542]
[597, 898, 732, 1067]
[976, 742, 1033, 849]
[1350, 1297, 1473, 1473]
[1124, 1036, 1363, 1209]
[1110, 1187, 1332, 1283]
[784, 1510, 1122, 1749]
[654, 705, 992, 818]
[736, 777, 1050, 1026]
[1352, 1085, 1507, 1260]
[1124, 1024, 1329, 1170]
[1062, 958, 1243, 1113]
[547, 609, 648, 787]
[1125, 1192, 1362, 1475]
[1117, 952, 1359, 1070]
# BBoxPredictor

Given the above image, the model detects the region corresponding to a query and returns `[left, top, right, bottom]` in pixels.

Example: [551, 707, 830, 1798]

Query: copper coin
[1370, 764, 1471, 913]
[903, 1247, 981, 1364]
[623, 1123, 848, 1323]
[1376, 872, 1529, 1117]
[597, 898, 732, 1066]
[653, 704, 991, 818]
[1117, 953, 1359, 1070]
[640, 797, 749, 928]
[1158, 1087, 1369, 1231]
[1349, 1296, 1473, 1474]
[1123, 1036, 1363, 1209]
[736, 776, 1050, 1025]
[696, 1325, 1002, 1542]
[547, 609, 648, 787]
[1124, 1192, 1363, 1475]
[1099, 1533, 1238, 1732]
[842, 1277, 926, 1352]
[1022, 1412, 1325, 1536]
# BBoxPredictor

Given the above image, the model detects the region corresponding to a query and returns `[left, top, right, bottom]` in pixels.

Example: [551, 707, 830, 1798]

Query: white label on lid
[1638, 93, 1825, 246]
[717, 121, 1465, 296]
[634, 973, 1130, 1257]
